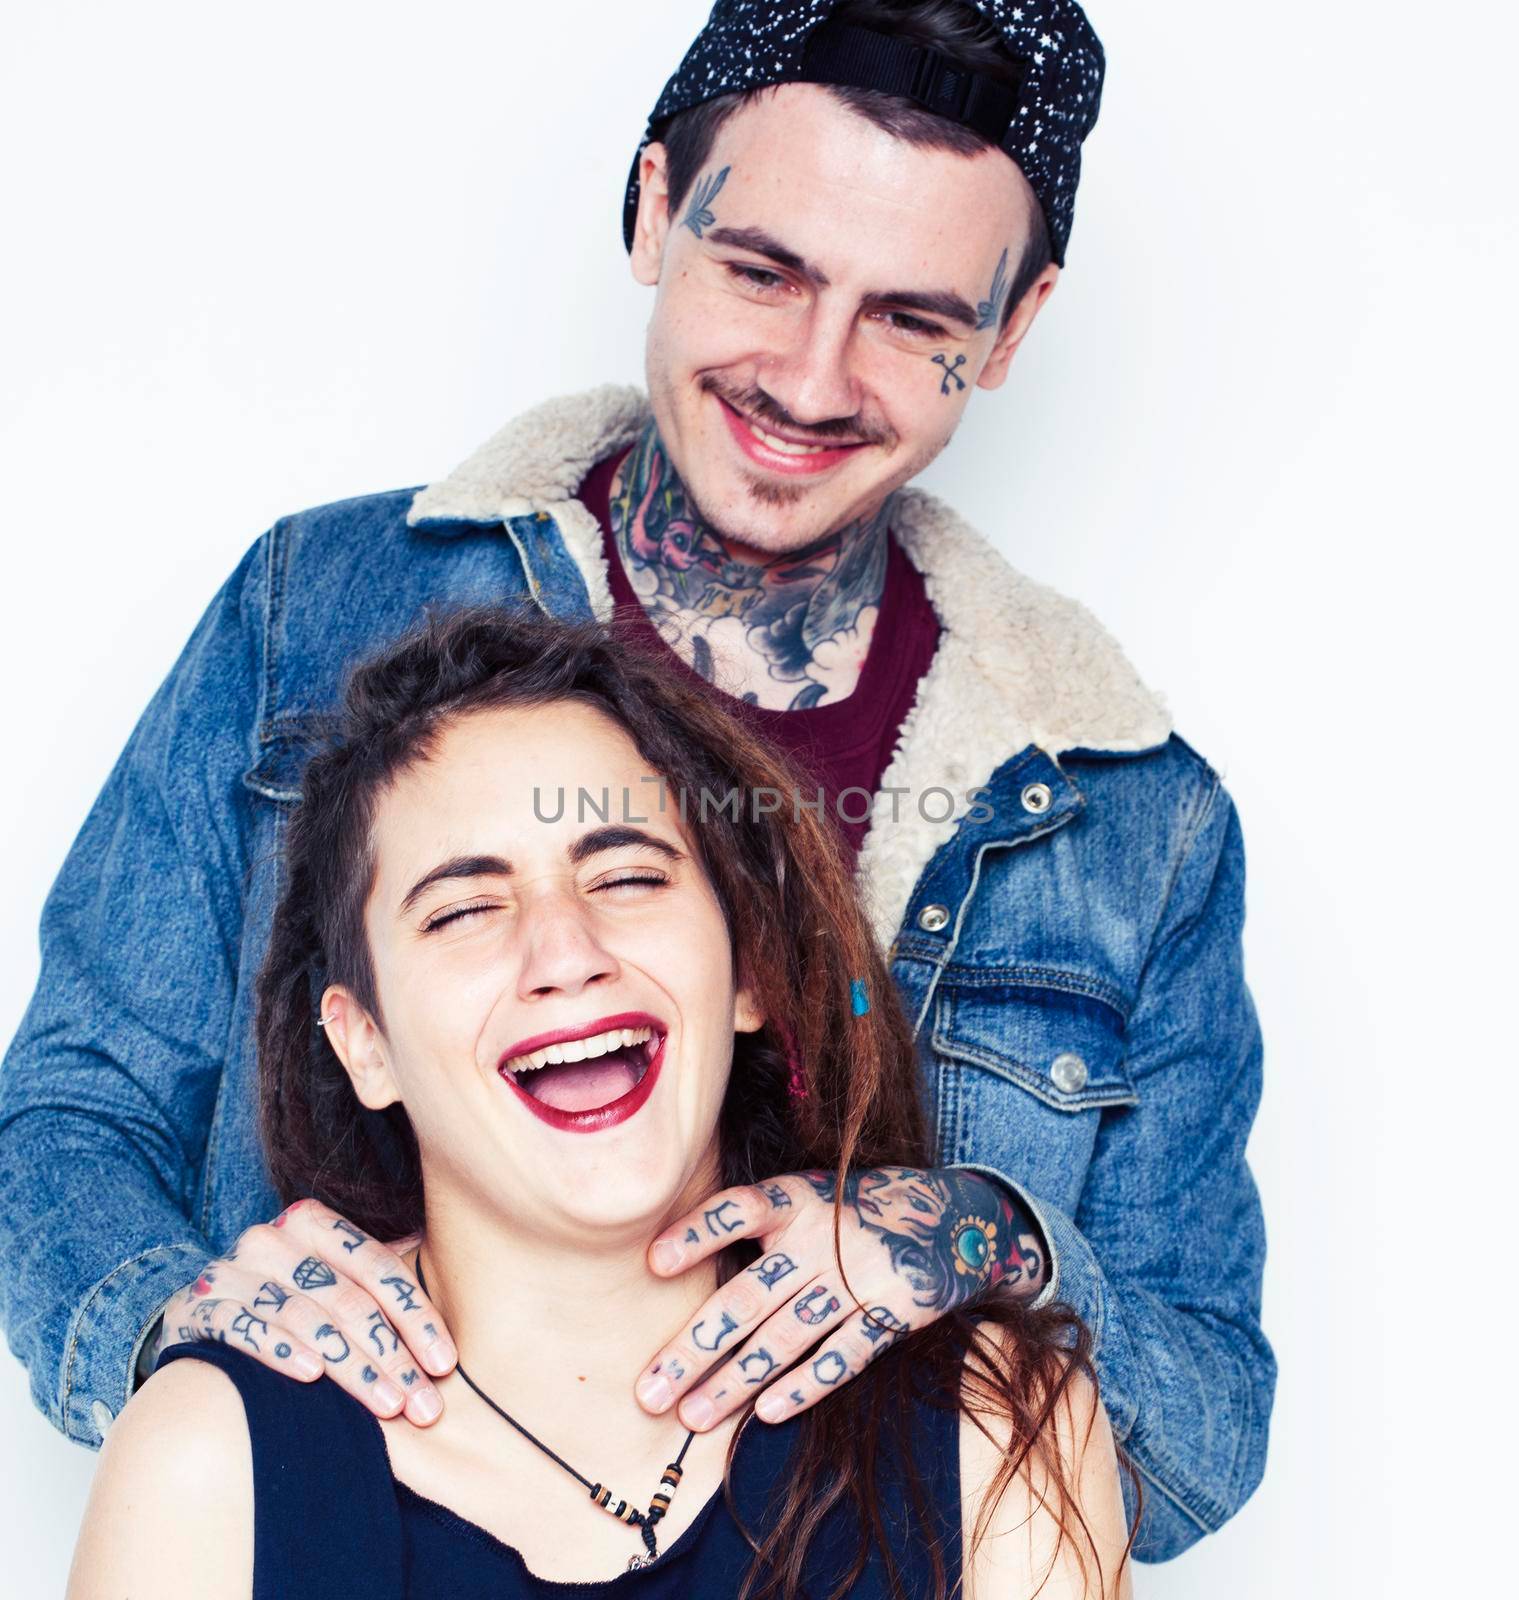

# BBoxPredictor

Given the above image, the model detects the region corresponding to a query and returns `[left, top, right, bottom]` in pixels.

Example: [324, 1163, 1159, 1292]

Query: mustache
[699, 373, 895, 449]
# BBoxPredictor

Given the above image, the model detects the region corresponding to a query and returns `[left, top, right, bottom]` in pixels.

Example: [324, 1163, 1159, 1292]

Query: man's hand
[635, 1167, 1045, 1430]
[152, 1199, 456, 1424]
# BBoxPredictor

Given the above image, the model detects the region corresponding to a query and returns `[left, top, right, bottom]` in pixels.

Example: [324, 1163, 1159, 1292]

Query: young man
[0, 0, 1272, 1560]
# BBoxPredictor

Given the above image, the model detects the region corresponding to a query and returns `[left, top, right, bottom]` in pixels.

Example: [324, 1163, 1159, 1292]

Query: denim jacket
[0, 386, 1272, 1559]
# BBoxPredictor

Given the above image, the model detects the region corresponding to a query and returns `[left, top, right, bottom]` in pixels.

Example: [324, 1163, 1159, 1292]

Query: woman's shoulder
[955, 1323, 1132, 1599]
[68, 1348, 255, 1597]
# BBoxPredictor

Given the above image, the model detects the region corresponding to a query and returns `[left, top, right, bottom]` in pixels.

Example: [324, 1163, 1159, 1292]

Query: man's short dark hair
[658, 0, 1053, 329]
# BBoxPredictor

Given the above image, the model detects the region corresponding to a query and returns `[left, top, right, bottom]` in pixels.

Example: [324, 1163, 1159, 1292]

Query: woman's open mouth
[497, 1012, 666, 1133]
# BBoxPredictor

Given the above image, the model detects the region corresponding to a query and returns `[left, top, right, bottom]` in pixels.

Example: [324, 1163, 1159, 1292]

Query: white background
[1, 1, 1512, 1593]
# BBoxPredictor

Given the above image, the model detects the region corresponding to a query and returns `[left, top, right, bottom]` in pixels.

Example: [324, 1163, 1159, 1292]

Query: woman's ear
[318, 985, 402, 1111]
[733, 979, 766, 1036]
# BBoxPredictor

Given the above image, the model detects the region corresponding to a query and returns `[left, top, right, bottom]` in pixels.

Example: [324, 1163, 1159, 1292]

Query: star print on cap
[622, 0, 1106, 266]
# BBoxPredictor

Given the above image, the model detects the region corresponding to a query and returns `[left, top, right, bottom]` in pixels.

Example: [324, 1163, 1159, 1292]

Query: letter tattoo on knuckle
[747, 1252, 798, 1291]
[860, 1307, 910, 1361]
[760, 1183, 792, 1209]
[794, 1286, 841, 1326]
[252, 1281, 291, 1314]
[331, 1219, 368, 1253]
[381, 1274, 421, 1312]
[229, 1309, 268, 1352]
[691, 1311, 739, 1352]
[737, 1348, 779, 1385]
[812, 1350, 849, 1386]
[365, 1310, 400, 1358]
[703, 1200, 745, 1237]
[313, 1323, 350, 1362]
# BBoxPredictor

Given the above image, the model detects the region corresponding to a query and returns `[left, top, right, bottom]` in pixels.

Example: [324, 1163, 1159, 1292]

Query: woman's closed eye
[419, 898, 501, 933]
[419, 872, 670, 932]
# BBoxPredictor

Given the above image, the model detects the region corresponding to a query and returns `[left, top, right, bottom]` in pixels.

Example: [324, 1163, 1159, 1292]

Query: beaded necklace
[414, 1252, 697, 1570]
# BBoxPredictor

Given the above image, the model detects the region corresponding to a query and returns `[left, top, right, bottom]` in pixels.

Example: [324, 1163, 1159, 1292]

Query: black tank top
[158, 1342, 964, 1598]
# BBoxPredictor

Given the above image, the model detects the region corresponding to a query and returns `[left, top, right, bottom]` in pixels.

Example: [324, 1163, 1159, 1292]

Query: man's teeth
[746, 418, 837, 456]
[505, 1026, 654, 1076]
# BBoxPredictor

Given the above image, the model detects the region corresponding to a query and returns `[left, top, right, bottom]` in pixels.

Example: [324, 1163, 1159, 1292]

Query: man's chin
[690, 468, 863, 555]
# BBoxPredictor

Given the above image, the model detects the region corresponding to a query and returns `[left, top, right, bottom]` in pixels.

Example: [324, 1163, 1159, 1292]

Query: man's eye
[884, 311, 942, 339]
[728, 264, 785, 292]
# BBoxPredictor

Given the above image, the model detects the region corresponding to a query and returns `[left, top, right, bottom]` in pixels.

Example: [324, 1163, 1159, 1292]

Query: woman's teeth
[505, 1025, 653, 1077]
[746, 419, 835, 455]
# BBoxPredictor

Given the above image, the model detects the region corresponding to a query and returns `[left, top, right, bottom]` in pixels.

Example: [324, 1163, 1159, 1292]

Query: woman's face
[326, 701, 762, 1248]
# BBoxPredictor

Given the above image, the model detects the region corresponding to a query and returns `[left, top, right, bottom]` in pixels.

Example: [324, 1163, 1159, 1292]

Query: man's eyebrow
[399, 854, 513, 917]
[704, 226, 978, 329]
[705, 226, 832, 288]
[862, 287, 980, 329]
[568, 825, 684, 867]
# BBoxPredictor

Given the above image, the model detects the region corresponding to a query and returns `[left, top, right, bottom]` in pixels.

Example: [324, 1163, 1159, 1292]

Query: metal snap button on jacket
[1050, 1051, 1089, 1093]
[917, 903, 951, 933]
[1021, 782, 1053, 814]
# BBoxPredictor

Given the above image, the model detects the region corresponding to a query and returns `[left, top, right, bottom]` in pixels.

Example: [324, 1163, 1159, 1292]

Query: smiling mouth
[499, 1017, 659, 1120]
[715, 394, 870, 475]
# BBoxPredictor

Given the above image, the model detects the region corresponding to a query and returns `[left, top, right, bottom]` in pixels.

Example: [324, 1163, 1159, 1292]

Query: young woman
[67, 607, 1131, 1599]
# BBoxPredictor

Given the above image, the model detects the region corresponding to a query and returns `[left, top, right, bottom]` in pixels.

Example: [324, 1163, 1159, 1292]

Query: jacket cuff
[61, 1241, 207, 1447]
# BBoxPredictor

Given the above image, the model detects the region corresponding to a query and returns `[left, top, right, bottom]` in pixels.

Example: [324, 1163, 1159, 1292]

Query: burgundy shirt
[579, 449, 941, 855]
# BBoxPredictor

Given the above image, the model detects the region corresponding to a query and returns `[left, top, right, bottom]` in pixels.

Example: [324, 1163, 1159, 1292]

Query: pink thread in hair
[784, 1031, 808, 1101]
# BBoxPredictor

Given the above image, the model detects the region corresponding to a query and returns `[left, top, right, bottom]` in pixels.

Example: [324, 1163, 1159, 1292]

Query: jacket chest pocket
[928, 982, 1137, 1217]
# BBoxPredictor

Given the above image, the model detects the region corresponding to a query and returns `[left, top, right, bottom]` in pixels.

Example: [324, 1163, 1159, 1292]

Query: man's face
[630, 84, 1056, 557]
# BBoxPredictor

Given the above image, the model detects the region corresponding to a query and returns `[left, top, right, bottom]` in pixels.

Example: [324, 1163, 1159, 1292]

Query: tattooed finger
[160, 1297, 324, 1380]
[751, 1305, 915, 1423]
[648, 1179, 800, 1277]
[674, 1272, 862, 1429]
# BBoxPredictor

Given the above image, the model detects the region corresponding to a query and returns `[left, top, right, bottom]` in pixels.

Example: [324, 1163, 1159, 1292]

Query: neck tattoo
[413, 1251, 696, 1571]
[608, 419, 893, 710]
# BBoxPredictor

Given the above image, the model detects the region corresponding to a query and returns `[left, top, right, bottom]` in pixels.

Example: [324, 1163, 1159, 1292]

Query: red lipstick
[497, 1012, 667, 1135]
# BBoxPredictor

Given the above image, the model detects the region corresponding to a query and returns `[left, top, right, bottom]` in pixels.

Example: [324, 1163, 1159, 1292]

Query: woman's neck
[409, 1193, 719, 1410]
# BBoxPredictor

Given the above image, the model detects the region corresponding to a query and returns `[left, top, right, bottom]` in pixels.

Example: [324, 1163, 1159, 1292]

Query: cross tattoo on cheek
[932, 353, 967, 395]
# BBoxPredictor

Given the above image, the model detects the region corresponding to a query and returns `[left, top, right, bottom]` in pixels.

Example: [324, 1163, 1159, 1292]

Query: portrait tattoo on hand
[800, 1167, 1038, 1313]
[681, 164, 730, 237]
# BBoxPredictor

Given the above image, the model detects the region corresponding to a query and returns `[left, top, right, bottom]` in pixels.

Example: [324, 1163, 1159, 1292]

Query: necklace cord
[413, 1248, 696, 1561]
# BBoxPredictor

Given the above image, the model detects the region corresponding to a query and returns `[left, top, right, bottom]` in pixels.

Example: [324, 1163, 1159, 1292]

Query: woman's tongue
[519, 1051, 640, 1113]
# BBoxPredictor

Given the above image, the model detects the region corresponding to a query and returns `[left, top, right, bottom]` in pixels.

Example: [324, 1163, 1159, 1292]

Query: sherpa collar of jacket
[409, 385, 1171, 949]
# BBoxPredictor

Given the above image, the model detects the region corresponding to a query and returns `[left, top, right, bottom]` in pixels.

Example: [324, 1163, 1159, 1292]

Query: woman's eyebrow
[398, 830, 683, 915]
[398, 854, 512, 917]
[568, 825, 684, 866]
